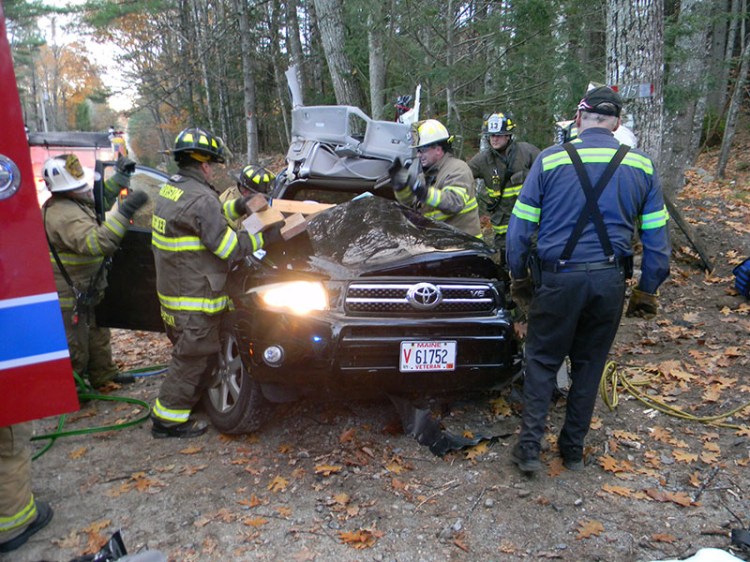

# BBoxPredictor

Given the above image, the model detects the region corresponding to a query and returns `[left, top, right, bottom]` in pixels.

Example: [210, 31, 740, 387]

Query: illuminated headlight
[255, 281, 328, 315]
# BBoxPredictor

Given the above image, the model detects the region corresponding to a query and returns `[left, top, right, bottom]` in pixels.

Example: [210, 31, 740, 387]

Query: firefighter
[150, 128, 283, 439]
[219, 164, 276, 228]
[506, 86, 670, 473]
[468, 112, 540, 261]
[389, 119, 481, 237]
[0, 424, 52, 553]
[42, 154, 149, 389]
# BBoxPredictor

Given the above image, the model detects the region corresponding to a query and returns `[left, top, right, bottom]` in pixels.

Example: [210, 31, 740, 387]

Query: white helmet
[42, 154, 88, 193]
[414, 119, 451, 148]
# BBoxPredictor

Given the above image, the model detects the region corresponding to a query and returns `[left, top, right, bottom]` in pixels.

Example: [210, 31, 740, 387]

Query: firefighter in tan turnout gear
[151, 128, 283, 438]
[42, 154, 149, 389]
[390, 119, 482, 237]
[468, 112, 540, 261]
[219, 164, 276, 228]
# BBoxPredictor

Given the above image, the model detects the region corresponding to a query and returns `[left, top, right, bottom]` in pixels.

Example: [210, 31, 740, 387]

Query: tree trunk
[313, 0, 366, 108]
[607, 0, 664, 164]
[234, 0, 259, 162]
[718, 36, 750, 178]
[658, 0, 712, 198]
[285, 0, 307, 95]
[270, 0, 291, 143]
[367, 4, 386, 120]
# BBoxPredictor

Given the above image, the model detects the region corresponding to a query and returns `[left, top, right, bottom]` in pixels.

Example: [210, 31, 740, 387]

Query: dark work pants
[520, 266, 626, 450]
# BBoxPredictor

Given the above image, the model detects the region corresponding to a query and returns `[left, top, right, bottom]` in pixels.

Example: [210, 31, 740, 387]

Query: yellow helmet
[414, 119, 451, 149]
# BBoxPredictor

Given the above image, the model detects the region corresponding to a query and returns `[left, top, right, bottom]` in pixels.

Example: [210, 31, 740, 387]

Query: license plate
[399, 341, 456, 372]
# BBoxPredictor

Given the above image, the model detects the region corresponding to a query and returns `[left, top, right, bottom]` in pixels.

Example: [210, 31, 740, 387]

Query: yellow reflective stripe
[214, 228, 238, 260]
[443, 185, 471, 204]
[641, 205, 669, 230]
[85, 230, 104, 256]
[59, 296, 75, 310]
[425, 186, 441, 207]
[223, 199, 240, 221]
[104, 215, 127, 238]
[493, 224, 508, 234]
[152, 398, 190, 423]
[50, 253, 103, 266]
[486, 188, 502, 198]
[248, 232, 263, 252]
[157, 292, 229, 314]
[459, 198, 478, 214]
[542, 148, 654, 174]
[502, 184, 522, 198]
[512, 200, 540, 223]
[0, 495, 36, 532]
[151, 232, 206, 252]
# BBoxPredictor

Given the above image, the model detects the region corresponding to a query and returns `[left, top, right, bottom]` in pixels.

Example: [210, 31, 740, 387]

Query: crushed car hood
[265, 196, 497, 278]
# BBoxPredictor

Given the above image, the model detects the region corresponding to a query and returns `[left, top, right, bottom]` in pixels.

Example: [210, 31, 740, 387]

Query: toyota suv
[96, 104, 520, 434]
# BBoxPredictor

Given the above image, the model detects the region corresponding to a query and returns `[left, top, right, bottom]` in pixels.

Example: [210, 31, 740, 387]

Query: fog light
[262, 345, 285, 367]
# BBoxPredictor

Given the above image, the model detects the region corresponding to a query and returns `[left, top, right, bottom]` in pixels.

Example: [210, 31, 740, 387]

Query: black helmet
[239, 164, 276, 194]
[481, 112, 516, 136]
[173, 127, 225, 163]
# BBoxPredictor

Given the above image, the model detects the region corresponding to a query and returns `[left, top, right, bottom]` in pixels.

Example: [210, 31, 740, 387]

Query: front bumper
[233, 307, 517, 400]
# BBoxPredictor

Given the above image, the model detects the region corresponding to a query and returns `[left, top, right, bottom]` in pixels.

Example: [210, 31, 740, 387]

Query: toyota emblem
[406, 282, 442, 310]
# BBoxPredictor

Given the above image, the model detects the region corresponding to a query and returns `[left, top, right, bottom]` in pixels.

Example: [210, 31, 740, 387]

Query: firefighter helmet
[413, 119, 451, 149]
[42, 154, 89, 193]
[239, 165, 276, 194]
[483, 113, 515, 136]
[173, 127, 225, 164]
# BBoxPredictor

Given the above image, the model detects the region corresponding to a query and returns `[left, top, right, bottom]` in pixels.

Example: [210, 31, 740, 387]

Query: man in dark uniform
[506, 87, 671, 473]
[150, 127, 282, 438]
[468, 112, 540, 259]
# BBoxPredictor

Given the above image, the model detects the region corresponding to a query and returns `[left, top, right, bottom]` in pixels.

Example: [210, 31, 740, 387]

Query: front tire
[202, 323, 275, 434]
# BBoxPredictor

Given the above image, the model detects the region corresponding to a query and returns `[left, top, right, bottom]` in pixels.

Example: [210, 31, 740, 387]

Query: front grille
[345, 281, 496, 315]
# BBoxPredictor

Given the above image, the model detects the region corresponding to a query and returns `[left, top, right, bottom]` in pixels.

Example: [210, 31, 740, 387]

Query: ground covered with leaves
[14, 141, 750, 562]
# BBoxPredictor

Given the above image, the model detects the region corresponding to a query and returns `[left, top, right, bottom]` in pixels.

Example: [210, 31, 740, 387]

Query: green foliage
[75, 101, 91, 130]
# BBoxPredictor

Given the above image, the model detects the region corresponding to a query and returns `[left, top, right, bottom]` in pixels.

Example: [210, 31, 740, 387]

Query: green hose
[31, 367, 158, 460]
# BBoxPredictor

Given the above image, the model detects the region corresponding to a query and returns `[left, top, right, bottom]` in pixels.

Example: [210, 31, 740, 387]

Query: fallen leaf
[314, 464, 343, 476]
[242, 517, 268, 527]
[268, 475, 289, 492]
[601, 484, 633, 497]
[576, 519, 604, 540]
[490, 397, 512, 417]
[465, 441, 489, 460]
[69, 447, 87, 460]
[179, 445, 203, 455]
[338, 528, 383, 549]
[339, 428, 356, 443]
[275, 506, 292, 518]
[652, 533, 677, 543]
[673, 450, 698, 464]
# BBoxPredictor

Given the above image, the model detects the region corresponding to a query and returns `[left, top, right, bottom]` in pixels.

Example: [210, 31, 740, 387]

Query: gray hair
[578, 110, 619, 132]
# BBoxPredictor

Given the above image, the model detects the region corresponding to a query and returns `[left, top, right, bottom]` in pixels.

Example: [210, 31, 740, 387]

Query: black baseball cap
[577, 86, 623, 117]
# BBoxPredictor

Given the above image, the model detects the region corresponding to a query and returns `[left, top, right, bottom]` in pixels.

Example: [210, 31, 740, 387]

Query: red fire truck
[0, 4, 79, 426]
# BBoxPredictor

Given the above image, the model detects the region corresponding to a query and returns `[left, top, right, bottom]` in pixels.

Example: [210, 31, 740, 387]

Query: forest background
[3, 0, 749, 200]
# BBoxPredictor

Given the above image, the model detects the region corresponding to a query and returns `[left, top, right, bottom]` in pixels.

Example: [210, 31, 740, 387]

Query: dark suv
[97, 105, 519, 434]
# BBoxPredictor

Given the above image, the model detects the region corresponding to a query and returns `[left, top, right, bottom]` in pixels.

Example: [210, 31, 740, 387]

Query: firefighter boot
[0, 501, 53, 553]
[151, 418, 208, 439]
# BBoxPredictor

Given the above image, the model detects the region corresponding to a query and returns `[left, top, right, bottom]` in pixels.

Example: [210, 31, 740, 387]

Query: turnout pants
[520, 266, 626, 450]
[62, 305, 118, 388]
[153, 312, 221, 427]
[0, 424, 36, 545]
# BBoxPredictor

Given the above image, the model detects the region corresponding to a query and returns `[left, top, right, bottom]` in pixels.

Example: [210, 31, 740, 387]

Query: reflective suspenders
[558, 143, 630, 263]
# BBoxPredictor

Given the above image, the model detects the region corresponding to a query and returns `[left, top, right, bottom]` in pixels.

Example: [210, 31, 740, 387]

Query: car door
[95, 163, 166, 332]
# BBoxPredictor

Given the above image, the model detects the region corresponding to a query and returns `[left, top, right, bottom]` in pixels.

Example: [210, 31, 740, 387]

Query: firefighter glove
[626, 288, 658, 319]
[262, 224, 284, 246]
[388, 158, 410, 191]
[233, 194, 253, 217]
[116, 156, 137, 176]
[510, 277, 533, 314]
[119, 190, 149, 220]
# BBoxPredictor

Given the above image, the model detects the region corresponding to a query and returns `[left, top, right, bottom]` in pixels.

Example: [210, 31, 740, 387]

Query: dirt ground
[8, 138, 750, 562]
